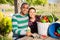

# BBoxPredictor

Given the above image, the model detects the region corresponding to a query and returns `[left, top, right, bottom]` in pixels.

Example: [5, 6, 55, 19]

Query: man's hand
[26, 32, 32, 36]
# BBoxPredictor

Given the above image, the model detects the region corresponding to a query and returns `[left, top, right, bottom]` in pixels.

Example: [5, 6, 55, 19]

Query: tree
[14, 0, 18, 13]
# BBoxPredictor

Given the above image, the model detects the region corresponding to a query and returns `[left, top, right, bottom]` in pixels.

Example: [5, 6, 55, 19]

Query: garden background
[0, 0, 60, 40]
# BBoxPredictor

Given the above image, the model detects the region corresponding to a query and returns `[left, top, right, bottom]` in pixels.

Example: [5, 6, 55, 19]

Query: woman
[28, 7, 41, 34]
[28, 7, 47, 39]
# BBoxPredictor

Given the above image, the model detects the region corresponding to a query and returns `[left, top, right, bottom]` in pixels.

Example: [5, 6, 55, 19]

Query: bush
[0, 12, 12, 36]
[0, 35, 12, 40]
[0, 12, 4, 21]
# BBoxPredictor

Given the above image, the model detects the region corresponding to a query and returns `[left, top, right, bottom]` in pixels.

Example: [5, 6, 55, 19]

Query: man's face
[21, 4, 29, 15]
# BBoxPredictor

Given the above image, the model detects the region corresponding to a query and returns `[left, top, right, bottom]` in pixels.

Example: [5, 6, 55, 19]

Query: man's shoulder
[13, 13, 20, 16]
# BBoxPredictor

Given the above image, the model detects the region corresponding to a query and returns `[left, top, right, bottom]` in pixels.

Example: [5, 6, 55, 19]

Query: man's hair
[21, 3, 29, 8]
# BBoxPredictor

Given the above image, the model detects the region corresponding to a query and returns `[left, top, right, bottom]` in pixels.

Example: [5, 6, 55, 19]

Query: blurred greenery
[0, 0, 14, 5]
[5, 8, 14, 12]
[0, 12, 4, 21]
[0, 35, 12, 40]
[6, 0, 14, 5]
[26, 0, 48, 6]
[36, 10, 45, 15]
[0, 0, 48, 5]
[0, 0, 8, 4]
[0, 12, 12, 36]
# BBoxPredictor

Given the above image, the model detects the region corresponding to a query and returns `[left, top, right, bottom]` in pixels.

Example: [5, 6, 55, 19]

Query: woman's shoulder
[36, 15, 41, 17]
[35, 15, 41, 21]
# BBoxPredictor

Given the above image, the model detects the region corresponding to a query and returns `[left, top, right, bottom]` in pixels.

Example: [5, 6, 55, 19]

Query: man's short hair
[21, 3, 29, 8]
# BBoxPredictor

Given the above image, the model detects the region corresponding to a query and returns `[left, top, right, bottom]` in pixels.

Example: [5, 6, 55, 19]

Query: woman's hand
[40, 35, 48, 39]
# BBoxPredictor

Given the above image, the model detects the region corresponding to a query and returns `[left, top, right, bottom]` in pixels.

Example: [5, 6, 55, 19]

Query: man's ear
[20, 7, 22, 10]
[20, 7, 22, 12]
[20, 7, 21, 9]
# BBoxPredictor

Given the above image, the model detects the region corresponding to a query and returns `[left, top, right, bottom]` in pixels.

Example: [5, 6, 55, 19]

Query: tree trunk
[14, 0, 26, 13]
[14, 0, 18, 13]
[14, 0, 22, 13]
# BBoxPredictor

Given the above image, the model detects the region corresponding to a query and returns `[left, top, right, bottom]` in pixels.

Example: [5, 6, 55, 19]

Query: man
[12, 3, 31, 40]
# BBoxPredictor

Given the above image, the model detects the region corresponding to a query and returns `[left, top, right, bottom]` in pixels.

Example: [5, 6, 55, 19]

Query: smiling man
[12, 3, 29, 40]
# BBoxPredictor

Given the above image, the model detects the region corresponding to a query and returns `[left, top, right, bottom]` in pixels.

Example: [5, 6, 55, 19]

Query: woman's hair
[28, 7, 36, 13]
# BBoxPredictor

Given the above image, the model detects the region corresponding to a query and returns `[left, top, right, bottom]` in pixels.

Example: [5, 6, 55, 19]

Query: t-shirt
[12, 13, 29, 35]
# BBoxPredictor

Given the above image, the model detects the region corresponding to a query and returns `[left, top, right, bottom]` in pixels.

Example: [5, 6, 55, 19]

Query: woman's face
[29, 9, 36, 18]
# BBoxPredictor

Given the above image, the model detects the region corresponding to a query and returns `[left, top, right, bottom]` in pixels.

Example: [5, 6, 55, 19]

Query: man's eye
[26, 8, 28, 9]
[27, 8, 29, 9]
[22, 7, 29, 9]
[22, 6, 25, 8]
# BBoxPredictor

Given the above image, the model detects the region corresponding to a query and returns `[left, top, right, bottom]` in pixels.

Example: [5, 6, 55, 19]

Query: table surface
[20, 36, 59, 40]
[20, 34, 60, 40]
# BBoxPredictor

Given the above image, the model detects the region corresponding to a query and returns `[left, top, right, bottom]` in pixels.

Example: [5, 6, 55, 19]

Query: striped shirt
[12, 13, 29, 36]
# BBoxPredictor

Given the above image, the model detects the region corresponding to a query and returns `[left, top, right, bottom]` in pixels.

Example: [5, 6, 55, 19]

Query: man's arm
[12, 15, 27, 35]
[12, 15, 22, 35]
